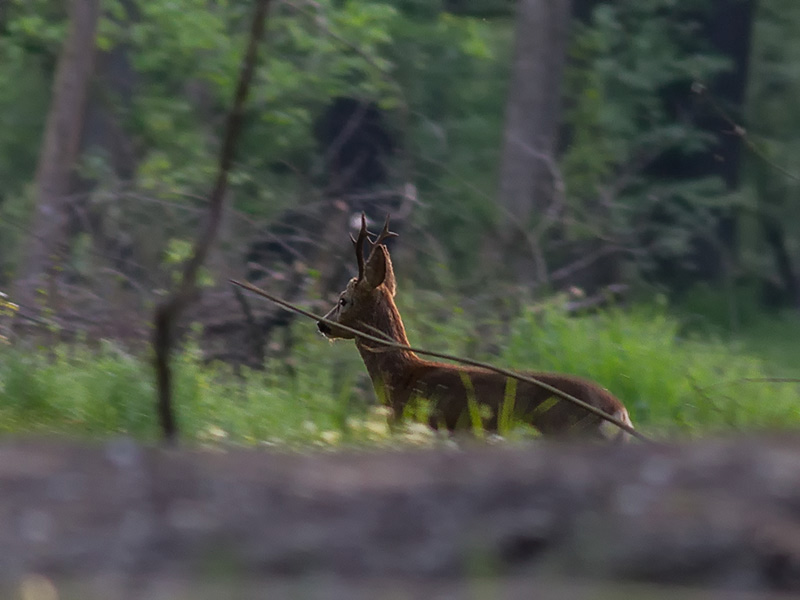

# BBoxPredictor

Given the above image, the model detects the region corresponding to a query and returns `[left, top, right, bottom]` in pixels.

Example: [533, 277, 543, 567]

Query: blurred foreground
[2, 436, 800, 599]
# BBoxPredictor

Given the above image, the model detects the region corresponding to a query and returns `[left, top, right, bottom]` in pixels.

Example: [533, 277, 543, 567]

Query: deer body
[318, 215, 633, 440]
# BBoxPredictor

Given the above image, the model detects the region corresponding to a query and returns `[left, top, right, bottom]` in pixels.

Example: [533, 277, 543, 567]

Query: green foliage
[748, 0, 800, 141]
[164, 239, 214, 286]
[399, 15, 510, 274]
[2, 298, 798, 444]
[0, 2, 66, 285]
[0, 343, 156, 436]
[565, 0, 725, 192]
[1, 0, 799, 449]
[562, 0, 732, 276]
[0, 186, 36, 284]
[2, 0, 66, 53]
[674, 281, 800, 377]
[0, 0, 58, 201]
[0, 326, 430, 447]
[56, 0, 502, 241]
[1, 0, 796, 296]
[739, 0, 800, 289]
[0, 291, 19, 344]
[2, 0, 743, 284]
[0, 0, 504, 285]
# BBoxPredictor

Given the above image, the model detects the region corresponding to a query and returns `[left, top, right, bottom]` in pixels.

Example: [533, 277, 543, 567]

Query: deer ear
[364, 245, 388, 290]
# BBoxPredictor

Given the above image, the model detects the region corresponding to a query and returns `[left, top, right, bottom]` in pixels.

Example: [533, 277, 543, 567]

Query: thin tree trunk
[153, 0, 273, 443]
[13, 0, 100, 314]
[759, 209, 800, 310]
[495, 0, 572, 284]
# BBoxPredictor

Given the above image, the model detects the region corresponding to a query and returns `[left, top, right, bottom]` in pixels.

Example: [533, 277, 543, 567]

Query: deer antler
[367, 214, 398, 256]
[350, 212, 371, 281]
[351, 213, 398, 281]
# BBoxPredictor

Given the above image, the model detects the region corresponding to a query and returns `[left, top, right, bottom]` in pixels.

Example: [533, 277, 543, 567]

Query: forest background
[0, 0, 799, 445]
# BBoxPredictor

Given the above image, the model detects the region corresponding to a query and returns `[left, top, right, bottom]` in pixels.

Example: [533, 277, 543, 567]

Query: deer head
[317, 213, 398, 340]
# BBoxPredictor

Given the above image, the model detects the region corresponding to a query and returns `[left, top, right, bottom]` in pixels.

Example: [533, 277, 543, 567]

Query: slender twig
[152, 0, 273, 444]
[230, 279, 651, 443]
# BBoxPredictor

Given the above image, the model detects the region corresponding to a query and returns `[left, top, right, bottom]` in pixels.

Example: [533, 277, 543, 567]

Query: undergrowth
[502, 304, 800, 436]
[0, 298, 798, 446]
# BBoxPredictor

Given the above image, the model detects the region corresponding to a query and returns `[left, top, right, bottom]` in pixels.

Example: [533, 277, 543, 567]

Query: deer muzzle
[317, 304, 352, 339]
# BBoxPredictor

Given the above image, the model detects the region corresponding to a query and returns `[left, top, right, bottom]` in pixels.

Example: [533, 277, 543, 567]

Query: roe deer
[317, 214, 634, 441]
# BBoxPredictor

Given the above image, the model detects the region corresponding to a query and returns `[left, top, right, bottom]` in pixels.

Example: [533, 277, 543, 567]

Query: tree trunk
[13, 0, 100, 314]
[759, 211, 800, 309]
[495, 0, 572, 284]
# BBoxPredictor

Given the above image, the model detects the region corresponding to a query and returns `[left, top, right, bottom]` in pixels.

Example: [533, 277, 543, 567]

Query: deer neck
[355, 288, 421, 396]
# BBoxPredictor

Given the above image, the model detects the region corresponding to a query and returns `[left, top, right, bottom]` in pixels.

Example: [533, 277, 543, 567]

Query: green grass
[672, 282, 800, 374]
[0, 296, 798, 445]
[0, 333, 440, 447]
[720, 313, 800, 378]
[502, 304, 800, 436]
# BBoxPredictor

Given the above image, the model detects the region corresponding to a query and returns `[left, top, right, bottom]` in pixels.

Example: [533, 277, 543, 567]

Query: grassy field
[1, 295, 798, 446]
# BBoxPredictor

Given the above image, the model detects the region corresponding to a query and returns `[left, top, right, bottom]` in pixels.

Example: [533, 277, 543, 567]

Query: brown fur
[318, 223, 633, 441]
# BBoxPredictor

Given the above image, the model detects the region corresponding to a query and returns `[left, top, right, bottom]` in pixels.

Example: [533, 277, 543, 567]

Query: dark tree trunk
[495, 0, 572, 284]
[691, 0, 757, 276]
[642, 0, 756, 282]
[759, 212, 800, 309]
